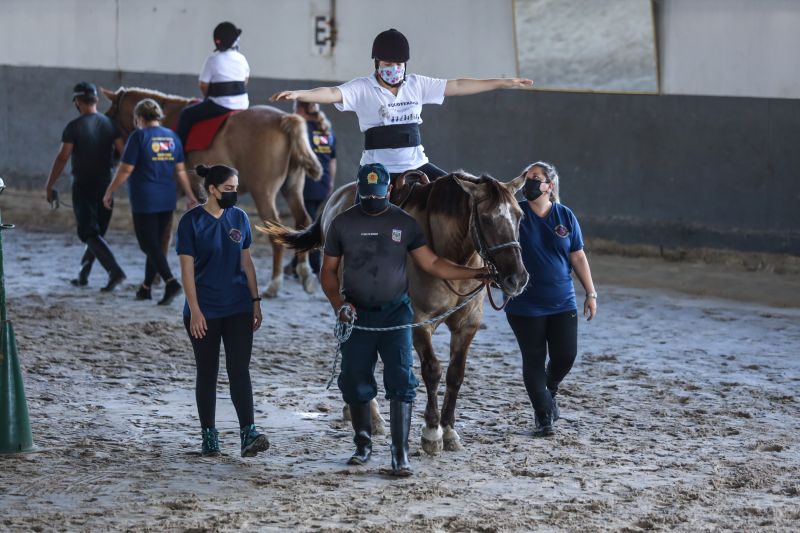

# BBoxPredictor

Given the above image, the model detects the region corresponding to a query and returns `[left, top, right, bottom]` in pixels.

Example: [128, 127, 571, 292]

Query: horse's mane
[116, 86, 192, 104]
[403, 171, 515, 219]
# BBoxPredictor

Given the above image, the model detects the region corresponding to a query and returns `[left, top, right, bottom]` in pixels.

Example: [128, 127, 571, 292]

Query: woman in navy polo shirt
[505, 161, 598, 437]
[103, 98, 198, 304]
[176, 163, 268, 458]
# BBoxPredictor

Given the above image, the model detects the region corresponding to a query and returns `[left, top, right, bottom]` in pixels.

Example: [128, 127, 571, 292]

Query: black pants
[132, 211, 174, 287]
[506, 311, 578, 413]
[184, 312, 255, 429]
[389, 162, 448, 184]
[176, 99, 230, 145]
[72, 183, 112, 243]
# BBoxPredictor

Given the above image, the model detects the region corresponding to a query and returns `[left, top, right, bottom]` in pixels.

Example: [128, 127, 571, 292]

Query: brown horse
[100, 87, 322, 297]
[261, 171, 529, 454]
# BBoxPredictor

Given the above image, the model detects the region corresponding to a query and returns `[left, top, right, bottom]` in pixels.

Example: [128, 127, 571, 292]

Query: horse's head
[452, 172, 529, 297]
[101, 87, 191, 139]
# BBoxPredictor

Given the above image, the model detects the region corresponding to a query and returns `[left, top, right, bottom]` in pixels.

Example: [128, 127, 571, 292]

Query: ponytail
[294, 101, 331, 136]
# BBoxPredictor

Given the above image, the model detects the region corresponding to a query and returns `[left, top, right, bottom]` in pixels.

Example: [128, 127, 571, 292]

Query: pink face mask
[378, 64, 405, 86]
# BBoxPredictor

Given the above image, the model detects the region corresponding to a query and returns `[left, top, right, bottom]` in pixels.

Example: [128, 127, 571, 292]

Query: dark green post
[0, 177, 34, 454]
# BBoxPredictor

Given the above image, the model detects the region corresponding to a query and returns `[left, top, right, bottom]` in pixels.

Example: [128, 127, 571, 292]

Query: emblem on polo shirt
[554, 224, 569, 238]
[229, 228, 243, 243]
[392, 229, 402, 242]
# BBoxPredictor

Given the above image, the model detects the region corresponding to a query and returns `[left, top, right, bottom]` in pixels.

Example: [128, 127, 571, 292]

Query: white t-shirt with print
[335, 74, 447, 173]
[199, 50, 250, 110]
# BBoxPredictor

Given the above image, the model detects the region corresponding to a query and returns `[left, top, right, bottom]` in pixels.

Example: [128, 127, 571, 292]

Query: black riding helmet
[371, 28, 409, 62]
[214, 21, 242, 51]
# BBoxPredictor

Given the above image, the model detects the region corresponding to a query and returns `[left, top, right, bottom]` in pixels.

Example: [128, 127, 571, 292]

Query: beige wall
[0, 0, 518, 81]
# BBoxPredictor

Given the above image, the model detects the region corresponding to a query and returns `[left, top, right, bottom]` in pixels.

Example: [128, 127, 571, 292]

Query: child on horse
[176, 21, 250, 146]
[271, 28, 533, 185]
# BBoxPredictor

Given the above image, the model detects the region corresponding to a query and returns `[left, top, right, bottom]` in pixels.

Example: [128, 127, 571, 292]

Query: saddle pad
[184, 110, 240, 153]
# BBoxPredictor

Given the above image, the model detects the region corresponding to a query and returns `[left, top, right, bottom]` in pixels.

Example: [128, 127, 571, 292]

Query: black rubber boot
[71, 247, 94, 286]
[533, 409, 555, 437]
[389, 400, 413, 476]
[347, 402, 373, 465]
[85, 236, 126, 292]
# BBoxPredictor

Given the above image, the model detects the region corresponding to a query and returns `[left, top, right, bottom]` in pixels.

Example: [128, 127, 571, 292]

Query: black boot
[389, 400, 413, 476]
[85, 236, 126, 292]
[347, 402, 372, 465]
[534, 409, 555, 437]
[71, 247, 94, 286]
[157, 279, 182, 306]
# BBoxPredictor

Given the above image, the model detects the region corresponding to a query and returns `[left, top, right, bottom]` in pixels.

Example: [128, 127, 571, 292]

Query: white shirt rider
[199, 49, 250, 110]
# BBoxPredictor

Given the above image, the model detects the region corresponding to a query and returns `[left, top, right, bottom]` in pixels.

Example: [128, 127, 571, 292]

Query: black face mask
[361, 196, 389, 215]
[217, 191, 238, 208]
[523, 179, 547, 201]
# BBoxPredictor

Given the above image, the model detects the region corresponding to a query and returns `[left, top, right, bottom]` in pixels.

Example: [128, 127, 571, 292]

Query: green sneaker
[201, 427, 221, 456]
[240, 424, 269, 457]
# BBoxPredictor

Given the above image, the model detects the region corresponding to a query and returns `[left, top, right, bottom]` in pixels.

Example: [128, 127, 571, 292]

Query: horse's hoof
[302, 275, 317, 294]
[442, 425, 463, 451]
[263, 279, 281, 298]
[421, 425, 443, 456]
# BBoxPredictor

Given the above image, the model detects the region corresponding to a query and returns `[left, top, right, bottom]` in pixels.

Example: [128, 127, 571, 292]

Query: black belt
[364, 123, 421, 150]
[207, 81, 247, 97]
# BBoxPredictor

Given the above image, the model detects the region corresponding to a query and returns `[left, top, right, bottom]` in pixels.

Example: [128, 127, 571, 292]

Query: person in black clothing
[46, 82, 126, 291]
[284, 100, 336, 276]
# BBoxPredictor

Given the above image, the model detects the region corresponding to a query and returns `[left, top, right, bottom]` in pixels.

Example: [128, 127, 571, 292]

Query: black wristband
[252, 297, 262, 302]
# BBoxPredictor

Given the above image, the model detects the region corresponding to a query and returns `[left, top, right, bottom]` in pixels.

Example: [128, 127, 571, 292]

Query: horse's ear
[452, 175, 481, 197]
[504, 172, 527, 195]
[99, 87, 117, 102]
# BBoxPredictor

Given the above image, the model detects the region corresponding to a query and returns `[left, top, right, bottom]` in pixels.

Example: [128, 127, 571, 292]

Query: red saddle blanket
[183, 110, 240, 153]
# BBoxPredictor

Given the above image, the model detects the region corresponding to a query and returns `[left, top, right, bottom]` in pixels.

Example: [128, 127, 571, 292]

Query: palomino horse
[262, 171, 529, 453]
[100, 87, 322, 297]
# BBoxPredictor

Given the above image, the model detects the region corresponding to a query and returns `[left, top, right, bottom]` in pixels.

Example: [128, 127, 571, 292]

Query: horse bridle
[107, 89, 134, 138]
[439, 197, 522, 311]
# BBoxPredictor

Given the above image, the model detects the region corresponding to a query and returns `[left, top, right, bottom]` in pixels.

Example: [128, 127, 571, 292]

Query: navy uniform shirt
[61, 113, 121, 185]
[175, 206, 253, 319]
[303, 120, 336, 201]
[324, 204, 426, 307]
[121, 126, 184, 214]
[505, 201, 584, 317]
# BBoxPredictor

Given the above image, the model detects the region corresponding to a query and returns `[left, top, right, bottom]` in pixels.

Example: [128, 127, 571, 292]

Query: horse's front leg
[440, 314, 480, 452]
[414, 325, 443, 455]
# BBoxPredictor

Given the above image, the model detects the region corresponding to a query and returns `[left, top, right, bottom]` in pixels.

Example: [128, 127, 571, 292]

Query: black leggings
[389, 162, 448, 183]
[184, 312, 255, 429]
[132, 211, 174, 287]
[506, 311, 578, 413]
[176, 99, 230, 145]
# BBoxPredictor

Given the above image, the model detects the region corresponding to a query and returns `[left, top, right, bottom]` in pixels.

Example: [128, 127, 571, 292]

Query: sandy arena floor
[0, 216, 799, 531]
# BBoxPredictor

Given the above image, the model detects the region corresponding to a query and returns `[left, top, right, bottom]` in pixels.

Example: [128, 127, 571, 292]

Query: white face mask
[377, 64, 405, 86]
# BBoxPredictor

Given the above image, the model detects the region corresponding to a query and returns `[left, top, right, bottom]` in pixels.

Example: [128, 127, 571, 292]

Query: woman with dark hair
[176, 21, 250, 145]
[175, 164, 268, 458]
[103, 98, 198, 304]
[505, 161, 597, 437]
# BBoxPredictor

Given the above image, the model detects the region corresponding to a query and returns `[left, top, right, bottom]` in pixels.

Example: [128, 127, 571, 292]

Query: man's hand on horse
[474, 266, 494, 284]
[270, 91, 299, 102]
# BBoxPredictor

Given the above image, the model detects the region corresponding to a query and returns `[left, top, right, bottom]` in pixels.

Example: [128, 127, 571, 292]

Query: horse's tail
[256, 216, 323, 253]
[280, 114, 323, 181]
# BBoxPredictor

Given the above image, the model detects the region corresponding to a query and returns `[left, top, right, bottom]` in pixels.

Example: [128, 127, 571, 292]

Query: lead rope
[326, 285, 484, 389]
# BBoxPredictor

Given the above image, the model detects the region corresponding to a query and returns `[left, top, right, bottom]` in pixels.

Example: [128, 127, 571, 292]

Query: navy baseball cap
[357, 163, 390, 196]
[72, 81, 97, 100]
